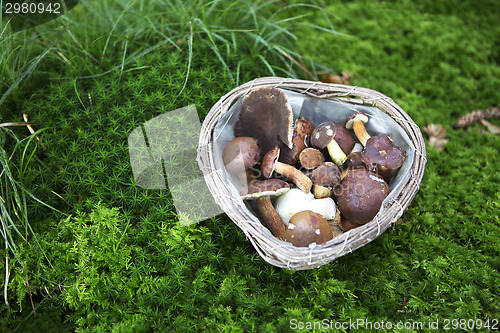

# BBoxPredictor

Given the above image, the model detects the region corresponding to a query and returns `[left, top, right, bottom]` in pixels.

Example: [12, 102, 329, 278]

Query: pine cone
[454, 107, 500, 129]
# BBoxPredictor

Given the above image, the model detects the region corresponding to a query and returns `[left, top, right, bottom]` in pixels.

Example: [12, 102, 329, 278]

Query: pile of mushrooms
[222, 87, 406, 247]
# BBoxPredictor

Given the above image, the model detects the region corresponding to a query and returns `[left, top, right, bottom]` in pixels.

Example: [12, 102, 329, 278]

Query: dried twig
[454, 107, 500, 129]
[26, 275, 36, 314]
[281, 51, 317, 81]
[0, 122, 37, 128]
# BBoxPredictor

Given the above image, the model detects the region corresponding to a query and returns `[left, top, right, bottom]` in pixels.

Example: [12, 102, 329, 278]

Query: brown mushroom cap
[344, 152, 365, 170]
[284, 210, 333, 247]
[234, 87, 293, 159]
[299, 148, 325, 170]
[310, 122, 337, 150]
[261, 146, 313, 193]
[345, 112, 369, 130]
[341, 151, 366, 179]
[279, 117, 315, 165]
[361, 134, 406, 181]
[336, 169, 389, 225]
[340, 219, 360, 231]
[222, 137, 261, 174]
[311, 162, 341, 188]
[294, 117, 315, 145]
[310, 122, 351, 166]
[333, 122, 355, 155]
[261, 146, 281, 179]
[278, 130, 307, 166]
[311, 162, 341, 199]
[240, 179, 290, 200]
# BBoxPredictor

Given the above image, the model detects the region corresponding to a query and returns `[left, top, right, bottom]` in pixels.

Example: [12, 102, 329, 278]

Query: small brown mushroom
[294, 117, 315, 145]
[234, 87, 293, 159]
[284, 210, 333, 247]
[336, 169, 390, 227]
[345, 112, 371, 147]
[361, 134, 406, 182]
[261, 146, 313, 193]
[279, 117, 315, 165]
[299, 148, 325, 170]
[341, 151, 366, 179]
[240, 179, 290, 238]
[310, 122, 354, 166]
[310, 162, 341, 199]
[333, 122, 356, 156]
[222, 137, 261, 186]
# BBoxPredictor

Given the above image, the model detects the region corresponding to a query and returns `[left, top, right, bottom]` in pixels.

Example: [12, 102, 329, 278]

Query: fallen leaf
[320, 71, 351, 85]
[480, 119, 500, 134]
[423, 124, 448, 151]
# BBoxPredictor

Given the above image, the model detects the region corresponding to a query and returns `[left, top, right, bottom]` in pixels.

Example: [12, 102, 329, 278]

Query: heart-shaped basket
[197, 77, 426, 270]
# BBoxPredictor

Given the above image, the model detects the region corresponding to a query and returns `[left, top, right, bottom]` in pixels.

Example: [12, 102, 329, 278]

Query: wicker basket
[197, 77, 426, 270]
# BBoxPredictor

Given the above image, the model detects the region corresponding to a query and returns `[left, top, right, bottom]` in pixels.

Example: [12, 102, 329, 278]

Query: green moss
[1, 0, 500, 331]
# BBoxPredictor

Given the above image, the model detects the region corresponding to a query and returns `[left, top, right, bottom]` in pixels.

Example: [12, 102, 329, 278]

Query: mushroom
[294, 117, 315, 146]
[340, 219, 360, 232]
[345, 112, 371, 147]
[261, 146, 313, 193]
[361, 134, 406, 182]
[299, 148, 325, 170]
[310, 162, 341, 199]
[279, 117, 315, 166]
[274, 188, 336, 225]
[340, 151, 366, 179]
[240, 179, 290, 238]
[233, 87, 293, 159]
[222, 137, 261, 186]
[310, 121, 354, 166]
[284, 210, 333, 247]
[336, 169, 390, 228]
[333, 122, 356, 157]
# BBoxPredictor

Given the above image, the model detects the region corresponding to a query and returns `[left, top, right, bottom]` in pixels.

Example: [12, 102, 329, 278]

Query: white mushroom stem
[353, 120, 371, 147]
[326, 140, 347, 166]
[275, 188, 336, 225]
[273, 162, 312, 193]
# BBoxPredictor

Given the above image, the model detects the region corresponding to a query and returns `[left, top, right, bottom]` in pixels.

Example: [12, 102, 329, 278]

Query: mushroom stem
[326, 140, 347, 166]
[256, 197, 285, 238]
[273, 162, 313, 193]
[340, 168, 350, 180]
[312, 184, 332, 199]
[353, 120, 371, 147]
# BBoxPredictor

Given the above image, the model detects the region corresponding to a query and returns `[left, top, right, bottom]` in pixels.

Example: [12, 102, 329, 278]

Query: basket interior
[212, 89, 415, 213]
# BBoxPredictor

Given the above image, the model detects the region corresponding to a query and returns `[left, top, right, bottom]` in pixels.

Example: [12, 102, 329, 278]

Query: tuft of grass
[0, 126, 62, 311]
[1, 0, 338, 98]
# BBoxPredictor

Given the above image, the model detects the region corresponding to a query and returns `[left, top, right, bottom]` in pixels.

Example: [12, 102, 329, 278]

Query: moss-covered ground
[1, 0, 499, 331]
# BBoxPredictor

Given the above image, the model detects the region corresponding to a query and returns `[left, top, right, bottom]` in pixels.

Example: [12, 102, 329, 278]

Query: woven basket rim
[197, 77, 426, 270]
